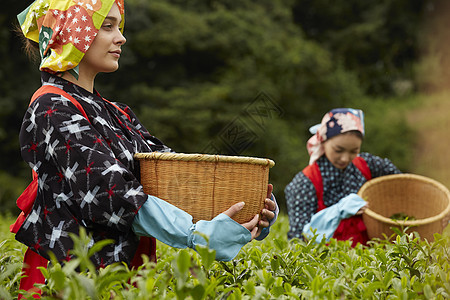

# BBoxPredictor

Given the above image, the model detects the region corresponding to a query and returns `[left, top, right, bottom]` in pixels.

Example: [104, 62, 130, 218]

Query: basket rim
[358, 173, 450, 226]
[134, 152, 275, 167]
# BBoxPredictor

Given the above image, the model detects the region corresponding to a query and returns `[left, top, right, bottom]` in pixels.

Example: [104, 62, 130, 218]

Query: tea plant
[1, 214, 449, 299]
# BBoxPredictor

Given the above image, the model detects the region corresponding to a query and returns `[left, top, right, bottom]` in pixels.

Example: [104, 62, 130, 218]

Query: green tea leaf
[191, 284, 205, 300]
[196, 244, 216, 270]
[177, 249, 191, 275]
[243, 279, 256, 296]
[424, 284, 435, 299]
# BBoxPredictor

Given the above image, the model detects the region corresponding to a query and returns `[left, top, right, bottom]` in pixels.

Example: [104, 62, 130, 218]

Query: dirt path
[407, 93, 450, 189]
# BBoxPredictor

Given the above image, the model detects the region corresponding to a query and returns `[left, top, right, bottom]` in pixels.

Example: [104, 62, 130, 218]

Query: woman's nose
[340, 153, 350, 163]
[115, 31, 126, 45]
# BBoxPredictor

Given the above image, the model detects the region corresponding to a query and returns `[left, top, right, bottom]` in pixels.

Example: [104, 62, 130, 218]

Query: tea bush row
[1, 214, 449, 299]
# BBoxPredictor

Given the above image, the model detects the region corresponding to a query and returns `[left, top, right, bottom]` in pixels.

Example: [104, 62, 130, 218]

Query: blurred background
[1, 0, 449, 214]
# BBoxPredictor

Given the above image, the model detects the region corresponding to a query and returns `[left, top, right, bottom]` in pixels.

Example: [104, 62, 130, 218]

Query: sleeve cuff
[255, 193, 278, 241]
[192, 214, 251, 261]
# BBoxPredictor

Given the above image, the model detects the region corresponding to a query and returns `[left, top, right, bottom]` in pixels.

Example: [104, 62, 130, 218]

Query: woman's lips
[336, 162, 348, 168]
[109, 50, 121, 58]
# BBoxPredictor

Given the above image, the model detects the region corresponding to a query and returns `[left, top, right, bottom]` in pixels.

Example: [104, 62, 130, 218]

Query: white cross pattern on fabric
[104, 207, 127, 227]
[60, 115, 91, 139]
[109, 242, 122, 261]
[106, 238, 129, 261]
[26, 102, 41, 132]
[80, 186, 100, 208]
[45, 139, 60, 160]
[87, 237, 95, 248]
[54, 191, 74, 209]
[22, 206, 42, 230]
[65, 162, 79, 182]
[46, 221, 68, 249]
[43, 126, 54, 145]
[38, 173, 50, 191]
[118, 142, 133, 162]
[52, 95, 75, 107]
[93, 116, 109, 127]
[79, 145, 115, 159]
[92, 115, 121, 132]
[101, 161, 126, 175]
[31, 161, 42, 173]
[79, 95, 102, 110]
[124, 187, 142, 198]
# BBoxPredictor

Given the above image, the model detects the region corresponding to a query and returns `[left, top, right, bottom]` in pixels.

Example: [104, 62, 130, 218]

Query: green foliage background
[0, 0, 438, 213]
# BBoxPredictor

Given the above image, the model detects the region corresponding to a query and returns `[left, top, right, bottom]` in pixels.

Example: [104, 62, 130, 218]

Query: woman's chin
[334, 163, 349, 170]
[105, 64, 120, 73]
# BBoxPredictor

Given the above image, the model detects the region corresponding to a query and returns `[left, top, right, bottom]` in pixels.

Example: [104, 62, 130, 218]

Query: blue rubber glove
[132, 195, 252, 261]
[302, 193, 367, 242]
[255, 194, 279, 240]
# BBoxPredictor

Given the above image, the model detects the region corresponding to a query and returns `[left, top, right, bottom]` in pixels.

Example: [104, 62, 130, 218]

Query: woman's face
[323, 132, 362, 170]
[78, 3, 126, 76]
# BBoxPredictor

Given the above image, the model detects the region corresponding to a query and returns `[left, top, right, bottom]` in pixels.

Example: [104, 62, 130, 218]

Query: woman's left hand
[258, 184, 276, 230]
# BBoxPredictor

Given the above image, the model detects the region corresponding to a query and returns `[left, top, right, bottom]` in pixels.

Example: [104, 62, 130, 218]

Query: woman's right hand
[222, 202, 260, 240]
[134, 195, 256, 261]
[356, 204, 369, 215]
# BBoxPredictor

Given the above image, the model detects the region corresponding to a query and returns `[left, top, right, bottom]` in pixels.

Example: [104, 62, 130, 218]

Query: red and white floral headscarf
[306, 108, 365, 165]
[18, 0, 125, 77]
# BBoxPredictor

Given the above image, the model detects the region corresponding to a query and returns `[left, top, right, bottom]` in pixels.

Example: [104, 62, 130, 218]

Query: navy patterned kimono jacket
[17, 71, 171, 267]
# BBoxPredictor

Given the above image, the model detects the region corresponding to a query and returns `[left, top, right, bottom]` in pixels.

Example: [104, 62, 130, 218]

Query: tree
[292, 0, 431, 95]
[97, 0, 364, 201]
[1, 0, 417, 213]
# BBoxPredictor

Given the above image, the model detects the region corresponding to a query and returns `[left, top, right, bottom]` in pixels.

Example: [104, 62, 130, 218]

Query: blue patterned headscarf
[307, 108, 365, 165]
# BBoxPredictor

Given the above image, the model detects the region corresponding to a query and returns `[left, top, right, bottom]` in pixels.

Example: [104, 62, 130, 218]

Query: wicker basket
[358, 173, 450, 241]
[134, 152, 275, 223]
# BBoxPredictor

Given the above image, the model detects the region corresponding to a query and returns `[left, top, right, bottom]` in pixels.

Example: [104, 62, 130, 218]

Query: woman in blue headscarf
[285, 108, 401, 246]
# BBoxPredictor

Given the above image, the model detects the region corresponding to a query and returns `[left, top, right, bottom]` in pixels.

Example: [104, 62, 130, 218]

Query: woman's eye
[102, 24, 113, 30]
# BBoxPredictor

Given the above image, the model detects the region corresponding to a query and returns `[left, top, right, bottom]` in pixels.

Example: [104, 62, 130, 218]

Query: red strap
[31, 85, 131, 122]
[18, 248, 48, 299]
[302, 162, 326, 211]
[10, 171, 38, 234]
[31, 85, 91, 122]
[102, 98, 131, 122]
[352, 156, 372, 180]
[302, 156, 372, 211]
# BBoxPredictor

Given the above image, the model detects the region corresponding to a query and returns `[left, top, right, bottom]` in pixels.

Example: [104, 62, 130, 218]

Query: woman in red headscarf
[285, 108, 400, 246]
[13, 0, 278, 297]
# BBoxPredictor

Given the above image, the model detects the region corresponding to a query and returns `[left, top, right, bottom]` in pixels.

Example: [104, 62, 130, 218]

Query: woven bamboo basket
[358, 173, 450, 241]
[134, 152, 275, 223]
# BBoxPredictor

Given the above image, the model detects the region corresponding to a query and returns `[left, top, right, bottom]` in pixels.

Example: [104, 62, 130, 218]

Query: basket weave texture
[358, 173, 450, 241]
[135, 152, 275, 223]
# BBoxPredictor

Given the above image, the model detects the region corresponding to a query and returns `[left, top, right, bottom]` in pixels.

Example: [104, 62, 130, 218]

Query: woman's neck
[61, 70, 96, 93]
